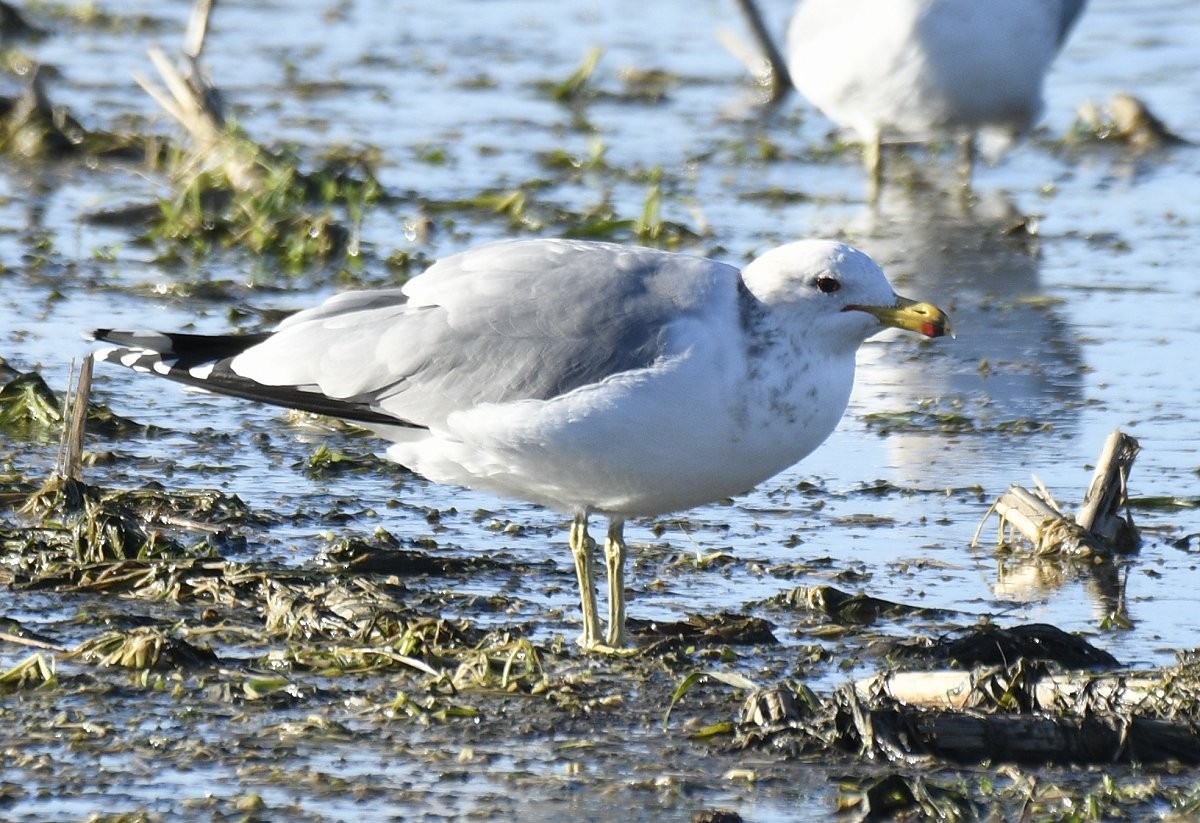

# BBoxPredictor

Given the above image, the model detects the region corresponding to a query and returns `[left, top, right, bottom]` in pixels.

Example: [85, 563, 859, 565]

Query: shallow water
[2, 0, 1200, 819]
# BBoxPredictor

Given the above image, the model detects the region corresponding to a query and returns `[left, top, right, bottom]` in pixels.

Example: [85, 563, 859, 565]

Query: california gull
[90, 238, 950, 650]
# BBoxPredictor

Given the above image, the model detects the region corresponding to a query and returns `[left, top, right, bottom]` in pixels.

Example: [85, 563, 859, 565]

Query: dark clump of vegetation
[0, 361, 61, 433]
[0, 357, 155, 439]
[732, 659, 1200, 767]
[888, 621, 1120, 668]
[11, 476, 228, 568]
[0, 66, 154, 161]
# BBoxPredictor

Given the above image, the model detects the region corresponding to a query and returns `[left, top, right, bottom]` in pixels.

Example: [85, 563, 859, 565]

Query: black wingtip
[86, 328, 422, 431]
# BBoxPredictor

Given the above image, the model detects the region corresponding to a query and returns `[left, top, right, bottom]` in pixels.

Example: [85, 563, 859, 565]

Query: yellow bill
[845, 296, 952, 339]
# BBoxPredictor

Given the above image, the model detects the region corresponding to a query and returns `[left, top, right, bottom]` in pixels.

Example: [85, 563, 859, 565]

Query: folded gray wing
[231, 239, 740, 427]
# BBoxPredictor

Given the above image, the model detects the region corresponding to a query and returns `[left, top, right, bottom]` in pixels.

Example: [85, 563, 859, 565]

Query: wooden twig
[0, 631, 66, 653]
[56, 355, 92, 482]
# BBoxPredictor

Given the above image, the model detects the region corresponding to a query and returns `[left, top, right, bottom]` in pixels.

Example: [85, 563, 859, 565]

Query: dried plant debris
[69, 627, 218, 670]
[0, 361, 62, 433]
[61, 3, 384, 272]
[721, 642, 1200, 770]
[260, 576, 416, 643]
[734, 674, 1200, 767]
[0, 616, 62, 651]
[836, 772, 981, 821]
[0, 653, 56, 691]
[12, 478, 189, 565]
[1074, 92, 1189, 149]
[3, 473, 544, 687]
[861, 656, 1200, 724]
[975, 429, 1140, 556]
[8, 475, 257, 571]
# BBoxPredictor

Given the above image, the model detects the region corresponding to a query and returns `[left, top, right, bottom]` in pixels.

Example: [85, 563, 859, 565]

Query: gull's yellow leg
[569, 513, 602, 650]
[603, 517, 629, 647]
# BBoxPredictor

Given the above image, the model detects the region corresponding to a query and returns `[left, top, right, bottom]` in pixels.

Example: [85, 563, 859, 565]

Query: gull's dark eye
[815, 274, 841, 294]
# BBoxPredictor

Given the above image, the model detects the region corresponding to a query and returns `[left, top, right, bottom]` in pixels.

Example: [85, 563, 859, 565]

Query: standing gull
[740, 0, 1087, 191]
[90, 238, 949, 650]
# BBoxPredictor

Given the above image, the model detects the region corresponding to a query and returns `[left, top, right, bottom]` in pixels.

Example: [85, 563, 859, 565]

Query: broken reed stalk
[1076, 429, 1141, 541]
[135, 50, 259, 191]
[857, 669, 1167, 715]
[744, 672, 1200, 765]
[56, 355, 92, 482]
[846, 665, 1200, 764]
[182, 0, 216, 60]
[0, 631, 66, 653]
[978, 484, 1099, 555]
[134, 0, 260, 192]
[972, 428, 1139, 555]
[139, 47, 215, 138]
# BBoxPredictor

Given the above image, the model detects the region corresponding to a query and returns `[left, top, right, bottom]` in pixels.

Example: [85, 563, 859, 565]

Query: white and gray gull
[784, 0, 1088, 187]
[90, 238, 950, 651]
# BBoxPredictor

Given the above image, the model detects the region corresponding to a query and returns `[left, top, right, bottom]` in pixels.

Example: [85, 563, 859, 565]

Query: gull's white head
[740, 240, 950, 350]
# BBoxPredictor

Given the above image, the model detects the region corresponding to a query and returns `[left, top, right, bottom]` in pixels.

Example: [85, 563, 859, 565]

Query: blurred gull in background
[734, 0, 1088, 193]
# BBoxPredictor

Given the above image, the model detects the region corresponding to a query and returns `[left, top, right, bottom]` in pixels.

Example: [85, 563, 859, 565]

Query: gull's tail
[88, 329, 407, 427]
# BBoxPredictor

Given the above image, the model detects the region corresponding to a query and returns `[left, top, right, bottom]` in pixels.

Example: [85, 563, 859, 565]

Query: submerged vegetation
[0, 15, 711, 286]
